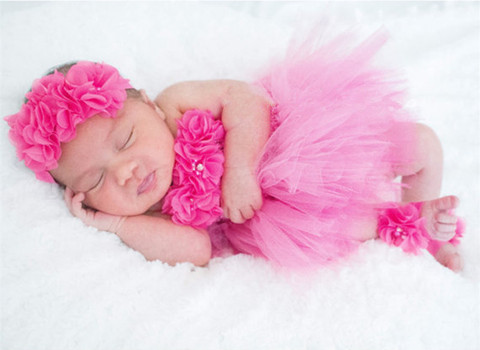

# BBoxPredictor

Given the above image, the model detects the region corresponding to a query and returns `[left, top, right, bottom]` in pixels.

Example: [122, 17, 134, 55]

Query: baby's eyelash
[121, 128, 135, 149]
[87, 173, 104, 192]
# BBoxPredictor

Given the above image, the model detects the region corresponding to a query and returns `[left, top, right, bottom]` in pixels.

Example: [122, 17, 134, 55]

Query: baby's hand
[221, 167, 263, 224]
[64, 187, 126, 233]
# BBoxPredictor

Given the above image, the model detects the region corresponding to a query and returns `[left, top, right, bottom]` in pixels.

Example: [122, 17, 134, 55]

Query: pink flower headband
[5, 61, 132, 183]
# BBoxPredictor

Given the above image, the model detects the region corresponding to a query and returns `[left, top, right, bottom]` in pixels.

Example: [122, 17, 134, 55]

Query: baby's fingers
[64, 187, 73, 203]
[64, 187, 76, 214]
[228, 209, 244, 224]
[65, 189, 86, 219]
[240, 205, 255, 221]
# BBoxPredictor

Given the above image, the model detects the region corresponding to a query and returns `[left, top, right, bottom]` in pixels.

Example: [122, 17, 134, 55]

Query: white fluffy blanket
[1, 2, 478, 350]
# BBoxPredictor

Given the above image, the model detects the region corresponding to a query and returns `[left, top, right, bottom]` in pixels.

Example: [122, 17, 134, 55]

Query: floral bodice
[162, 109, 225, 228]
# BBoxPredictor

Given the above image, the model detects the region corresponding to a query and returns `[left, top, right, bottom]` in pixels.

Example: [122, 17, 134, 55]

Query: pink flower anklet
[377, 202, 464, 255]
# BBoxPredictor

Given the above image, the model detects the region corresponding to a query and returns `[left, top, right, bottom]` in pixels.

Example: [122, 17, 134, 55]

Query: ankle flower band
[5, 61, 132, 183]
[377, 202, 430, 254]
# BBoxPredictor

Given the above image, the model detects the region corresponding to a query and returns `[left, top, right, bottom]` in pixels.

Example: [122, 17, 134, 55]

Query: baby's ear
[139, 89, 151, 104]
[139, 89, 166, 120]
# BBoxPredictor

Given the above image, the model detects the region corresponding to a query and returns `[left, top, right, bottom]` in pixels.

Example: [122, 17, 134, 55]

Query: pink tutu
[208, 30, 417, 268]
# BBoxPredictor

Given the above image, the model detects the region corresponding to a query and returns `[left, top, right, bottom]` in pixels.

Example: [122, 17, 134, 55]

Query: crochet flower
[162, 109, 225, 228]
[378, 202, 430, 254]
[5, 61, 131, 183]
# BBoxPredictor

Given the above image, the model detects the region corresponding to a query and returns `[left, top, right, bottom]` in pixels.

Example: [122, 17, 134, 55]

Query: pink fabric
[5, 61, 131, 182]
[162, 109, 225, 228]
[166, 30, 424, 268]
[377, 202, 430, 254]
[214, 30, 417, 268]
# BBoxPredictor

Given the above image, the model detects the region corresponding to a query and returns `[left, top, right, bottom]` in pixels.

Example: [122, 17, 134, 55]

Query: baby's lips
[137, 171, 156, 195]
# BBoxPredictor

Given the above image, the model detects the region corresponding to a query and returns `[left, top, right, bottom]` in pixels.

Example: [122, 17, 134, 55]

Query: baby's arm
[116, 213, 211, 266]
[65, 188, 211, 266]
[155, 80, 272, 223]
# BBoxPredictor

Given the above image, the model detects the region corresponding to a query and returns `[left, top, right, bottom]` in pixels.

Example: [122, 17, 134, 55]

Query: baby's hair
[24, 61, 141, 103]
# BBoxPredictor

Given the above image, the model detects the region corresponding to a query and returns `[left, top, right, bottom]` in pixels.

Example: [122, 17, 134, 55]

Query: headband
[5, 61, 132, 183]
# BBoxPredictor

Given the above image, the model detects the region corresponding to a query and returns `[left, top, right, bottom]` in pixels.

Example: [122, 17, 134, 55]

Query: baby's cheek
[83, 188, 116, 213]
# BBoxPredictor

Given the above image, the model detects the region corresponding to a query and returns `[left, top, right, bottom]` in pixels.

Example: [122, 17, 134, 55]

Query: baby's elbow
[191, 231, 212, 267]
[194, 232, 212, 266]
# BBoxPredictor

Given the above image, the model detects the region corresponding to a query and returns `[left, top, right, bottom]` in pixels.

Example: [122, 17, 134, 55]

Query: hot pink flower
[163, 183, 223, 228]
[177, 109, 225, 144]
[378, 202, 430, 254]
[66, 62, 130, 118]
[162, 109, 225, 228]
[5, 61, 131, 182]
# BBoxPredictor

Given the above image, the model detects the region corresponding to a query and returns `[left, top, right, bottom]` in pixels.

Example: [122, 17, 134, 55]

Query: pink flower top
[162, 109, 225, 229]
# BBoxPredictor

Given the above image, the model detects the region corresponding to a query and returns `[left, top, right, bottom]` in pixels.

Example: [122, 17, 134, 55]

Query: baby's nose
[114, 160, 139, 186]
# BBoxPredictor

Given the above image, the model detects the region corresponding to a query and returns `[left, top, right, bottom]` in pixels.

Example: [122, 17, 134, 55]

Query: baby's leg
[393, 123, 443, 202]
[393, 123, 462, 270]
[351, 196, 462, 271]
[352, 124, 462, 270]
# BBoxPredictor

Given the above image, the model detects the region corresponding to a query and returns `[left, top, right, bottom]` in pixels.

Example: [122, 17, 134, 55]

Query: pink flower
[5, 61, 131, 183]
[177, 109, 225, 144]
[378, 202, 430, 254]
[163, 183, 223, 229]
[162, 109, 225, 228]
[66, 62, 130, 118]
[173, 143, 224, 183]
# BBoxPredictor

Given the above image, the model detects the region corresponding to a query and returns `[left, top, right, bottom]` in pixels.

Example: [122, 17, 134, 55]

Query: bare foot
[420, 195, 463, 271]
[434, 243, 464, 272]
[421, 195, 459, 241]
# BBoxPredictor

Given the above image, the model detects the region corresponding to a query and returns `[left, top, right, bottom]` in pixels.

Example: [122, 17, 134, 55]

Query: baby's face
[51, 96, 175, 216]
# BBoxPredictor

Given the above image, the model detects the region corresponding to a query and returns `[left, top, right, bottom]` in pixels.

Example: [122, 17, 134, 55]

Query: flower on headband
[5, 61, 132, 183]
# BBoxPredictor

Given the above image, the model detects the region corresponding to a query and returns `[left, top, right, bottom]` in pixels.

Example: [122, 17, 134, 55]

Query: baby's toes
[432, 222, 457, 241]
[436, 212, 458, 225]
[433, 195, 459, 211]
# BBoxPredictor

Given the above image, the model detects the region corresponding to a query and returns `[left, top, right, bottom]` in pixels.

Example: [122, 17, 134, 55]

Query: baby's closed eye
[88, 173, 104, 192]
[119, 127, 135, 150]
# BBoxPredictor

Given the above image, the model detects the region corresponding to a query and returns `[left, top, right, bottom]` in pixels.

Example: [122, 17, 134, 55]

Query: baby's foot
[420, 195, 463, 271]
[420, 195, 459, 242]
[434, 243, 464, 272]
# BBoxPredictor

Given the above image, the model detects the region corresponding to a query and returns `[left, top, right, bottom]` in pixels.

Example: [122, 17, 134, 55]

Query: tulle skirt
[209, 30, 417, 268]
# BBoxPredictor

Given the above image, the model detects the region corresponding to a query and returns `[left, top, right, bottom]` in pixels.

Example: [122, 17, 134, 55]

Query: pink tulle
[162, 30, 423, 268]
[162, 109, 225, 229]
[5, 61, 131, 182]
[209, 30, 418, 268]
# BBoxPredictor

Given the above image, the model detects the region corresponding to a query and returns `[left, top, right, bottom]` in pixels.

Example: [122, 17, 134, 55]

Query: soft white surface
[1, 2, 479, 350]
